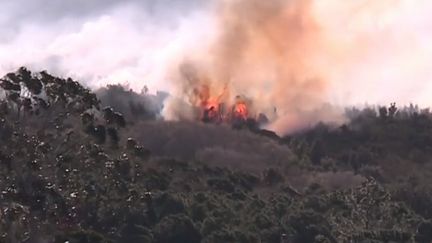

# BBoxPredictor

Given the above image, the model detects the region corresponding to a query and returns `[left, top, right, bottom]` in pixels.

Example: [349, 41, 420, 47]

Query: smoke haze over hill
[1, 0, 432, 134]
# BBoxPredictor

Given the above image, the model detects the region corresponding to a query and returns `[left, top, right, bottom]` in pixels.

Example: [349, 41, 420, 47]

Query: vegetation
[1, 68, 432, 242]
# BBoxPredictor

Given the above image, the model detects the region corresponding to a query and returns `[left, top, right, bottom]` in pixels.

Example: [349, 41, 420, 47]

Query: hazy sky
[1, 0, 432, 108]
[0, 0, 203, 32]
[0, 0, 209, 92]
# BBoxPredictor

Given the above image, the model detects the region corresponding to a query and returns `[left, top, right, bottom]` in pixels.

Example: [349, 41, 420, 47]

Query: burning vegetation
[176, 62, 271, 129]
[196, 85, 252, 125]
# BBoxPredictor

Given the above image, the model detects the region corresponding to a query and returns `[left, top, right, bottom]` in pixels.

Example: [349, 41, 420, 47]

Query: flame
[199, 89, 251, 124]
[232, 97, 248, 121]
[177, 49, 254, 125]
[201, 97, 222, 123]
[167, 0, 324, 131]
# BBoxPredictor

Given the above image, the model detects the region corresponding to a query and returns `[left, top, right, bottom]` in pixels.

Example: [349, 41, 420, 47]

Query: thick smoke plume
[164, 0, 343, 134]
[164, 0, 432, 134]
[2, 0, 432, 134]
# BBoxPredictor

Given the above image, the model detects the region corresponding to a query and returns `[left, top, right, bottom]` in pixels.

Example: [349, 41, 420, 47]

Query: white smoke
[1, 0, 432, 134]
[0, 0, 213, 93]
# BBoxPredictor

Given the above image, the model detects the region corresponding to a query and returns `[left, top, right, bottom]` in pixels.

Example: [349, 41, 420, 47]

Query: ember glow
[194, 84, 252, 125]
[232, 98, 248, 122]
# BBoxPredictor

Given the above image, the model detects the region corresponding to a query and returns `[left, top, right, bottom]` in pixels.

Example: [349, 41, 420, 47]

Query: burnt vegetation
[1, 68, 432, 243]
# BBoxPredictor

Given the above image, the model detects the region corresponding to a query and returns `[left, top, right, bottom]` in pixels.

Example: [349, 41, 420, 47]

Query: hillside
[1, 68, 432, 243]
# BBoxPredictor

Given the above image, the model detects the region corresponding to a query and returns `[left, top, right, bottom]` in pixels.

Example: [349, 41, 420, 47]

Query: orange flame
[199, 90, 252, 124]
[232, 98, 248, 121]
[201, 97, 222, 123]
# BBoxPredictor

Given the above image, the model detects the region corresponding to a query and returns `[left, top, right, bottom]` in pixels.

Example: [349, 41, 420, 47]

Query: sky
[1, 0, 432, 114]
[0, 0, 209, 92]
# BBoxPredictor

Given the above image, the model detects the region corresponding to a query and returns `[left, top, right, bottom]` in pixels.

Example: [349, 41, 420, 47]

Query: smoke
[0, 0, 210, 92]
[314, 0, 432, 107]
[95, 84, 168, 121]
[164, 0, 340, 134]
[2, 0, 432, 134]
[163, 0, 432, 135]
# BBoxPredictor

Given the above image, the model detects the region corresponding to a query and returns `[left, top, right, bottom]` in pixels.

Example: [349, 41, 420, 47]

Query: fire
[202, 97, 222, 123]
[199, 88, 251, 125]
[186, 76, 253, 125]
[232, 97, 248, 121]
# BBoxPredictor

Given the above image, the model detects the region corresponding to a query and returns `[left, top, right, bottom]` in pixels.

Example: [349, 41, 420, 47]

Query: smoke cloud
[164, 0, 342, 134]
[0, 0, 210, 92]
[164, 0, 432, 134]
[1, 0, 432, 134]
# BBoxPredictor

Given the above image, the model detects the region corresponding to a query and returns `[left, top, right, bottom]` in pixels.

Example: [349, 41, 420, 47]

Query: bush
[153, 214, 202, 243]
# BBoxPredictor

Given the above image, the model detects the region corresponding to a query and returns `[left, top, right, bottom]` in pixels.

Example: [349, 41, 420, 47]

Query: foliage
[0, 68, 431, 242]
